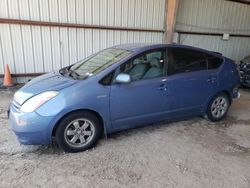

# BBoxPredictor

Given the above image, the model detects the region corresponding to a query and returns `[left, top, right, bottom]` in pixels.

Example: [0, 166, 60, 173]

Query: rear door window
[168, 48, 207, 75]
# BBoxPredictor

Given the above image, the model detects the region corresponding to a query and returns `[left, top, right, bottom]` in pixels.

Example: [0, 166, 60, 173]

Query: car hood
[14, 72, 78, 105]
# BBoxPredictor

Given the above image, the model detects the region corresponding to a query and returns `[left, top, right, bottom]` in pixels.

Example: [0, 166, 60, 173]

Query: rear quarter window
[206, 54, 223, 69]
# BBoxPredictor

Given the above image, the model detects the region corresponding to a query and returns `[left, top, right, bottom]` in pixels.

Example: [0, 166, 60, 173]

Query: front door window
[119, 50, 166, 81]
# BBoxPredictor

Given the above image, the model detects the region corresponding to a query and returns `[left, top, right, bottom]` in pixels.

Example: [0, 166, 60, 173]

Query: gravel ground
[0, 87, 250, 188]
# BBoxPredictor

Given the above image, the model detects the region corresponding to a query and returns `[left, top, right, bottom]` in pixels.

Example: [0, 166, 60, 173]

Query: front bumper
[8, 103, 54, 145]
[241, 80, 250, 87]
[240, 73, 250, 87]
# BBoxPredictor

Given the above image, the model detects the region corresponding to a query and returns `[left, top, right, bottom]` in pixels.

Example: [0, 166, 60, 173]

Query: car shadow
[24, 115, 243, 155]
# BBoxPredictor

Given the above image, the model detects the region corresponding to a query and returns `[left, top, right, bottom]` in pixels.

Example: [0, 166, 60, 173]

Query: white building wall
[176, 0, 250, 60]
[0, 0, 166, 82]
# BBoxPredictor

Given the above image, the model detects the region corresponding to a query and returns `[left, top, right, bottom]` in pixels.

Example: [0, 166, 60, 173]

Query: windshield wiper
[66, 69, 81, 80]
[59, 67, 80, 80]
[59, 67, 68, 76]
[60, 66, 89, 80]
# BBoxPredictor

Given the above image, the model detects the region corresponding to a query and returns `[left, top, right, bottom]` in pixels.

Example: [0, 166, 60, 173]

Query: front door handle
[158, 84, 168, 91]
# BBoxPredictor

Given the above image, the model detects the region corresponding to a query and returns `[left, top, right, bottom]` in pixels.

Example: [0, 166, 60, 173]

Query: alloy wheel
[64, 118, 95, 148]
[211, 96, 228, 119]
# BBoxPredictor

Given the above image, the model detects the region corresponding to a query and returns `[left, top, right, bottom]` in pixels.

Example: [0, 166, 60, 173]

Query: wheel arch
[219, 90, 232, 104]
[51, 109, 106, 138]
[203, 90, 232, 115]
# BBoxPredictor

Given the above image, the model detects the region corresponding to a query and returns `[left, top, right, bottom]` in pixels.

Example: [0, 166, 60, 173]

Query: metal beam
[0, 73, 44, 78]
[226, 0, 250, 5]
[164, 0, 179, 43]
[176, 30, 250, 38]
[0, 18, 164, 33]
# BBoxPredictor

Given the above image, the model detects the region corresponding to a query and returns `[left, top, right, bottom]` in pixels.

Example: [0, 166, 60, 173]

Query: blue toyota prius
[9, 44, 240, 152]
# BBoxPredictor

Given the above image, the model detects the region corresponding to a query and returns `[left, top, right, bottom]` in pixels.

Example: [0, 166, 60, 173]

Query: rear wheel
[206, 93, 230, 122]
[55, 111, 102, 152]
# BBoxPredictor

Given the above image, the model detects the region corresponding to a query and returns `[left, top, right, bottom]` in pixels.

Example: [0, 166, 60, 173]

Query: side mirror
[115, 73, 131, 84]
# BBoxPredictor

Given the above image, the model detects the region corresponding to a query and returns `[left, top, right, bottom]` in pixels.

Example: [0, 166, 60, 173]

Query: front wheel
[55, 111, 102, 152]
[206, 93, 230, 122]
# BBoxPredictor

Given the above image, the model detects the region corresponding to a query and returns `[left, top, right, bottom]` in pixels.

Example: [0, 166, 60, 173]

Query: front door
[110, 49, 171, 131]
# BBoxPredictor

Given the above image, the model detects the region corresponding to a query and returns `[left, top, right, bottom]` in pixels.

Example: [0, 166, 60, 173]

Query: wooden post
[164, 0, 179, 43]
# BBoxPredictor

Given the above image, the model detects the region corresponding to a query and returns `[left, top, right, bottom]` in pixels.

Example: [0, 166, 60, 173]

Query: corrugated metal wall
[176, 0, 250, 60]
[0, 0, 166, 82]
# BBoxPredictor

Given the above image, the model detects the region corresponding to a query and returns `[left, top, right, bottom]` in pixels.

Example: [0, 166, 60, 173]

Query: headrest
[150, 58, 161, 68]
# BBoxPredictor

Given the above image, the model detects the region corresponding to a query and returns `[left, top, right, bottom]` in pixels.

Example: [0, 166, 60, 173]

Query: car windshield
[65, 48, 131, 79]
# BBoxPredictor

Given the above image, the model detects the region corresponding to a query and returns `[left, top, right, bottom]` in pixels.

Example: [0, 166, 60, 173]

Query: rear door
[166, 47, 218, 117]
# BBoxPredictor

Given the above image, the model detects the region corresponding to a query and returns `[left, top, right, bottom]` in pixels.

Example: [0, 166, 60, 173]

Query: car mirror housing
[115, 73, 131, 84]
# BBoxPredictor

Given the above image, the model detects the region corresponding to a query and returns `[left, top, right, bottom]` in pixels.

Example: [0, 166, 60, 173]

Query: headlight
[20, 91, 59, 113]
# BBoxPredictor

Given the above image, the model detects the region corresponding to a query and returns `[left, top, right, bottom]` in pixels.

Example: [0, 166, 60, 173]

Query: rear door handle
[207, 77, 217, 83]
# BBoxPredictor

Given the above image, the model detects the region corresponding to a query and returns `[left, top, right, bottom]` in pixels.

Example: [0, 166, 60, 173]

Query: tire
[206, 93, 230, 122]
[55, 111, 102, 153]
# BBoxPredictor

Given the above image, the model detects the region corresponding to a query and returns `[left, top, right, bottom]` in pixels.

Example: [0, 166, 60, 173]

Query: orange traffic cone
[3, 64, 13, 87]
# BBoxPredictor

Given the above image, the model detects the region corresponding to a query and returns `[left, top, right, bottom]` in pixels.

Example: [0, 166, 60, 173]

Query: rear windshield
[68, 48, 131, 79]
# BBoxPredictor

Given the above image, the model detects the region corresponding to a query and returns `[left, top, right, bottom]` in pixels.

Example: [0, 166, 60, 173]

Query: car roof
[112, 43, 222, 57]
[112, 43, 161, 51]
